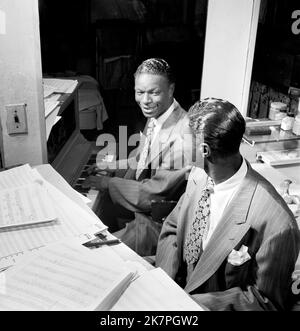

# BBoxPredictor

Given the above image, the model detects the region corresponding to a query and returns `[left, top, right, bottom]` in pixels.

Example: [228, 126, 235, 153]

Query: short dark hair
[134, 58, 175, 84]
[188, 98, 245, 157]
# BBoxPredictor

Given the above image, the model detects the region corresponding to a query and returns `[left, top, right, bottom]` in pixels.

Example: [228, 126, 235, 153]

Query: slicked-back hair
[188, 98, 246, 158]
[134, 58, 175, 85]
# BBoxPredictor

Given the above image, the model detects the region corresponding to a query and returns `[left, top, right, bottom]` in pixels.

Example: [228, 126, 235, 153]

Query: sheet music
[0, 241, 135, 311]
[43, 84, 56, 98]
[0, 182, 57, 230]
[0, 164, 37, 189]
[0, 166, 106, 270]
[44, 98, 60, 118]
[112, 268, 204, 311]
[43, 78, 78, 94]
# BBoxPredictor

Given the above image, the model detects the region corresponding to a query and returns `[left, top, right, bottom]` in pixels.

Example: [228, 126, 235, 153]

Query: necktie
[136, 119, 156, 179]
[184, 177, 214, 265]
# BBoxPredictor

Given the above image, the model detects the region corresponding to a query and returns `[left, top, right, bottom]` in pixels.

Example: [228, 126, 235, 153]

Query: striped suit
[156, 162, 300, 310]
[105, 102, 193, 256]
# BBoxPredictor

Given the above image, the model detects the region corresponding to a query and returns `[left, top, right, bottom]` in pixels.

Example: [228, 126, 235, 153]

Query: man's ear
[169, 83, 175, 97]
[200, 143, 211, 158]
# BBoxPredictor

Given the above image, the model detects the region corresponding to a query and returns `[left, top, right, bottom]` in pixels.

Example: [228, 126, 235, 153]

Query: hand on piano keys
[86, 163, 115, 177]
[82, 174, 110, 191]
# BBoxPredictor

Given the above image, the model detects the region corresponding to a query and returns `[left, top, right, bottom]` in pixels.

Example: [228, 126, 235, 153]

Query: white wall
[200, 0, 261, 115]
[0, 0, 47, 167]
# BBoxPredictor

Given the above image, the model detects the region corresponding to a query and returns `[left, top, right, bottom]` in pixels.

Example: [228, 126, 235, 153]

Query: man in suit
[83, 58, 192, 256]
[156, 97, 300, 311]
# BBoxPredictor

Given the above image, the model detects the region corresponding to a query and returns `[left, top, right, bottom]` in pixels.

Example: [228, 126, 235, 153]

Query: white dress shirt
[201, 158, 247, 250]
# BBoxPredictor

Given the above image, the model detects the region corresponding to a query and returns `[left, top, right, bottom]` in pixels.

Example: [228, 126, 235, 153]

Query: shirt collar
[152, 98, 177, 127]
[213, 157, 247, 192]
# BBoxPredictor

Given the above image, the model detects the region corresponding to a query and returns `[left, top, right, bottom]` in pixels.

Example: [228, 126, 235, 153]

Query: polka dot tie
[184, 177, 214, 265]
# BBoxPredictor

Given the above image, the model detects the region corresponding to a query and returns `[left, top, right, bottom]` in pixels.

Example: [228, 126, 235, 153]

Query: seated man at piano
[83, 58, 193, 256]
[155, 98, 300, 311]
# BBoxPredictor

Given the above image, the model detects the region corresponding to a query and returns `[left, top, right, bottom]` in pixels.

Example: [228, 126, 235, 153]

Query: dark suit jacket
[107, 102, 193, 255]
[156, 162, 300, 310]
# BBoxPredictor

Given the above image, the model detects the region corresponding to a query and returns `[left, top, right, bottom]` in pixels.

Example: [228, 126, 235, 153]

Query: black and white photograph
[0, 0, 300, 315]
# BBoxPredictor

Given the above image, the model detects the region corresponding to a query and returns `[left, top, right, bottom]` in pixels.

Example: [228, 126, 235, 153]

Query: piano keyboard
[72, 152, 100, 211]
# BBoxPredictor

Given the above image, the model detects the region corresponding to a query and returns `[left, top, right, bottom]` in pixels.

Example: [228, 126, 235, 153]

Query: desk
[36, 164, 153, 271]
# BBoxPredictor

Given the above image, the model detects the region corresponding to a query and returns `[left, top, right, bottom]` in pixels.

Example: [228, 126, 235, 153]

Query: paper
[43, 84, 56, 98]
[112, 268, 203, 311]
[44, 98, 60, 117]
[0, 165, 106, 270]
[0, 164, 36, 189]
[0, 182, 57, 230]
[0, 241, 136, 311]
[43, 78, 78, 94]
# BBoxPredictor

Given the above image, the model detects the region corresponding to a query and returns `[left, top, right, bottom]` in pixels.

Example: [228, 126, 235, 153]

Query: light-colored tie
[136, 119, 156, 179]
[184, 177, 214, 265]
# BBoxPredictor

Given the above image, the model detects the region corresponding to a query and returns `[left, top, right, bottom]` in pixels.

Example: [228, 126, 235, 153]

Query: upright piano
[46, 82, 101, 211]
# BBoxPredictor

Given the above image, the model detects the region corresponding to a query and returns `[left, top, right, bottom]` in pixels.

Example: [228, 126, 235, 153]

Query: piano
[46, 81, 102, 211]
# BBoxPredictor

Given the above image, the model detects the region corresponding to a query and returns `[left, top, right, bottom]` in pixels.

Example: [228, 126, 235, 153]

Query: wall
[200, 0, 261, 115]
[0, 0, 47, 167]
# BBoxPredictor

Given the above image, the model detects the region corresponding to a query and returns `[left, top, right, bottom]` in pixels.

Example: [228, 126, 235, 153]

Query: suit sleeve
[155, 193, 186, 279]
[107, 167, 190, 212]
[192, 225, 300, 311]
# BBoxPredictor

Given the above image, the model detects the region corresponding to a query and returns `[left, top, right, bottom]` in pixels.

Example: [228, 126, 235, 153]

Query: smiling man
[83, 58, 193, 256]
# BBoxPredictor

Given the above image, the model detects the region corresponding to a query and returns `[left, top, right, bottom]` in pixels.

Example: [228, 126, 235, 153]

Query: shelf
[243, 126, 300, 146]
[257, 148, 300, 166]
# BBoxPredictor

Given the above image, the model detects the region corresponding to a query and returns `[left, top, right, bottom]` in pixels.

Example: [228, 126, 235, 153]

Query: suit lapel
[185, 165, 259, 293]
[145, 104, 184, 168]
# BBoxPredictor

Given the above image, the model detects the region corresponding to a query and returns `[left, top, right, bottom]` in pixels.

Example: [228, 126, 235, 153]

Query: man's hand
[82, 175, 110, 191]
[86, 163, 116, 176]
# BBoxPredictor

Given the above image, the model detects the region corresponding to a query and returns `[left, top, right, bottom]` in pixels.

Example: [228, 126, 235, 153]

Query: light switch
[6, 103, 28, 135]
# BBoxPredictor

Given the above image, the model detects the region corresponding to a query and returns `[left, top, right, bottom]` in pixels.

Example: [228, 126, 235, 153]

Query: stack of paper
[0, 164, 106, 271]
[0, 241, 137, 311]
[43, 78, 78, 94]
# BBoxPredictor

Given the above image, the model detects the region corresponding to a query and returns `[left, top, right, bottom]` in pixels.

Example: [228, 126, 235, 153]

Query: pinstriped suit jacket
[107, 102, 192, 214]
[156, 162, 300, 310]
[106, 102, 193, 255]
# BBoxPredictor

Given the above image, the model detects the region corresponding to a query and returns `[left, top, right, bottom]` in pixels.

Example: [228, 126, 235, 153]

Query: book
[0, 241, 136, 311]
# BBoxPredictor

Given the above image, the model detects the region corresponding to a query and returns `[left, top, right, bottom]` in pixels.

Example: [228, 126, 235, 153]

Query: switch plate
[6, 103, 28, 135]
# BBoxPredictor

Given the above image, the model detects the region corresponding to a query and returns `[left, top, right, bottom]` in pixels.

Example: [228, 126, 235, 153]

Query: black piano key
[80, 171, 89, 178]
[86, 159, 96, 165]
[74, 185, 90, 194]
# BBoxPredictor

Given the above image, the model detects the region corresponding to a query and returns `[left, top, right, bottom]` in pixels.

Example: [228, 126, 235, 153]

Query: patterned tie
[136, 119, 156, 179]
[184, 177, 214, 265]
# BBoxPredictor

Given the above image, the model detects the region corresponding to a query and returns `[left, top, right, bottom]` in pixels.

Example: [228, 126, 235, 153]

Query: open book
[0, 241, 136, 311]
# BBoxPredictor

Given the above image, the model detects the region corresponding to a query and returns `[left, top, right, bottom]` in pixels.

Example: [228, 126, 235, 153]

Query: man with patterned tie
[156, 98, 300, 311]
[83, 58, 192, 255]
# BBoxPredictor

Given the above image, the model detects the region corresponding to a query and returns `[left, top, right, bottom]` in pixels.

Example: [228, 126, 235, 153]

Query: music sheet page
[0, 182, 57, 229]
[112, 267, 204, 311]
[0, 242, 135, 311]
